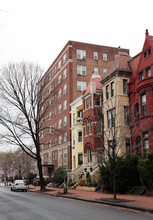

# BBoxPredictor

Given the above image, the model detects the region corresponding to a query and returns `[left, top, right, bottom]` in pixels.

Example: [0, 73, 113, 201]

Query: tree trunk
[112, 165, 117, 200]
[37, 155, 45, 191]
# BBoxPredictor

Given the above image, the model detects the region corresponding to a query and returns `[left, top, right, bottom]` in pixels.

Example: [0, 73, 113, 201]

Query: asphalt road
[0, 187, 152, 220]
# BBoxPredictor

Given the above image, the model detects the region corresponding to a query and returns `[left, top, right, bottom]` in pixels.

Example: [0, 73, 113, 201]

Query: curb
[29, 190, 153, 214]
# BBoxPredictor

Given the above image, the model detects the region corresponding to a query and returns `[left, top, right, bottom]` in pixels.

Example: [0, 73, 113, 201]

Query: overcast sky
[0, 0, 153, 71]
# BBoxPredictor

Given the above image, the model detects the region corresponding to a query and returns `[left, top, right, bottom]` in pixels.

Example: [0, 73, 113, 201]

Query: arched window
[87, 147, 92, 162]
[136, 136, 141, 156]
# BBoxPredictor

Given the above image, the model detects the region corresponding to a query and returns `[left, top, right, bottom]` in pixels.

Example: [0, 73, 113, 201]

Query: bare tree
[0, 62, 59, 191]
[0, 152, 14, 185]
[13, 148, 36, 179]
[96, 90, 131, 199]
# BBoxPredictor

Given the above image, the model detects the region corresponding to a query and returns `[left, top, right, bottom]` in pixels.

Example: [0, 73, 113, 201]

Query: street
[0, 187, 152, 220]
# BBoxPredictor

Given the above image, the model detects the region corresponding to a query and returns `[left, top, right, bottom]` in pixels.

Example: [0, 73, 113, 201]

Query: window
[49, 126, 52, 134]
[126, 138, 130, 155]
[63, 100, 67, 110]
[136, 136, 141, 156]
[141, 93, 147, 116]
[78, 130, 82, 143]
[146, 67, 151, 78]
[143, 132, 149, 158]
[77, 81, 86, 91]
[55, 151, 57, 160]
[93, 52, 98, 60]
[73, 133, 75, 146]
[64, 115, 67, 126]
[58, 74, 62, 84]
[89, 97, 91, 107]
[124, 106, 129, 125]
[64, 148, 67, 159]
[134, 103, 139, 122]
[64, 132, 67, 142]
[144, 51, 147, 59]
[49, 140, 52, 148]
[103, 68, 107, 74]
[87, 147, 92, 162]
[123, 79, 128, 95]
[49, 72, 51, 81]
[78, 154, 83, 165]
[63, 84, 67, 94]
[85, 123, 87, 136]
[41, 130, 43, 138]
[139, 72, 143, 81]
[49, 85, 52, 94]
[59, 150, 62, 160]
[106, 85, 109, 100]
[55, 137, 57, 145]
[85, 99, 87, 109]
[78, 110, 83, 118]
[63, 68, 67, 79]
[77, 65, 86, 76]
[58, 119, 62, 129]
[93, 67, 98, 75]
[148, 48, 151, 56]
[89, 120, 92, 134]
[49, 112, 51, 120]
[54, 107, 57, 115]
[110, 82, 114, 97]
[63, 53, 66, 64]
[49, 153, 52, 162]
[59, 135, 62, 144]
[58, 89, 61, 98]
[58, 104, 62, 114]
[97, 119, 102, 133]
[58, 60, 61, 69]
[107, 109, 115, 128]
[76, 49, 86, 60]
[96, 96, 100, 105]
[73, 113, 75, 124]
[103, 53, 107, 61]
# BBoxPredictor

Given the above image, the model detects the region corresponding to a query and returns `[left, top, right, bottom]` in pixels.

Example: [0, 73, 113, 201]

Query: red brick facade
[129, 30, 153, 158]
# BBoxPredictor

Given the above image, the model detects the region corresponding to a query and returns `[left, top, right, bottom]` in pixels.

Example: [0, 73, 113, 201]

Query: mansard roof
[101, 51, 131, 84]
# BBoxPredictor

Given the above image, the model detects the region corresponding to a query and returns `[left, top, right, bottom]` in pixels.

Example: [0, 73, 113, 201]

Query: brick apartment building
[38, 40, 129, 177]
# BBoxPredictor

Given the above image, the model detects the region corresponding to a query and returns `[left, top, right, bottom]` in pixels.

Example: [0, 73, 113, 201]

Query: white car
[11, 180, 28, 192]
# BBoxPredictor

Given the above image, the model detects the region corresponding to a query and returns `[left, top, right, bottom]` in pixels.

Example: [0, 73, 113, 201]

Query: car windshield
[15, 180, 24, 183]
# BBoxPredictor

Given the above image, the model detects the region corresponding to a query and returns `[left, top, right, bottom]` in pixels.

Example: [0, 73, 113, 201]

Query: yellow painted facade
[70, 96, 84, 170]
[102, 74, 131, 156]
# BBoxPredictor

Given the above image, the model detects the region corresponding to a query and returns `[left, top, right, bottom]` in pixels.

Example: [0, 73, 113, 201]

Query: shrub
[53, 167, 67, 186]
[137, 152, 153, 190]
[78, 178, 86, 186]
[99, 155, 140, 194]
[68, 182, 77, 187]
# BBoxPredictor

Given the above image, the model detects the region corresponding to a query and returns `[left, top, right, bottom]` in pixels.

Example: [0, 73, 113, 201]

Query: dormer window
[148, 48, 151, 56]
[144, 51, 147, 59]
[144, 48, 151, 59]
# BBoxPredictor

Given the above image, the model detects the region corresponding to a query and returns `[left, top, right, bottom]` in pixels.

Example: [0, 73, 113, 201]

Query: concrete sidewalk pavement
[28, 185, 153, 214]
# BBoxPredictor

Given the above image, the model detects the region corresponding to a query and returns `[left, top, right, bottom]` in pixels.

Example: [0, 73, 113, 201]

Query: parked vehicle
[11, 180, 28, 192]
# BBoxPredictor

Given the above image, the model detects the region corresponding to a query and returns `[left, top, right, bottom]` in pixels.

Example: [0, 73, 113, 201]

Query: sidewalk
[28, 185, 153, 214]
